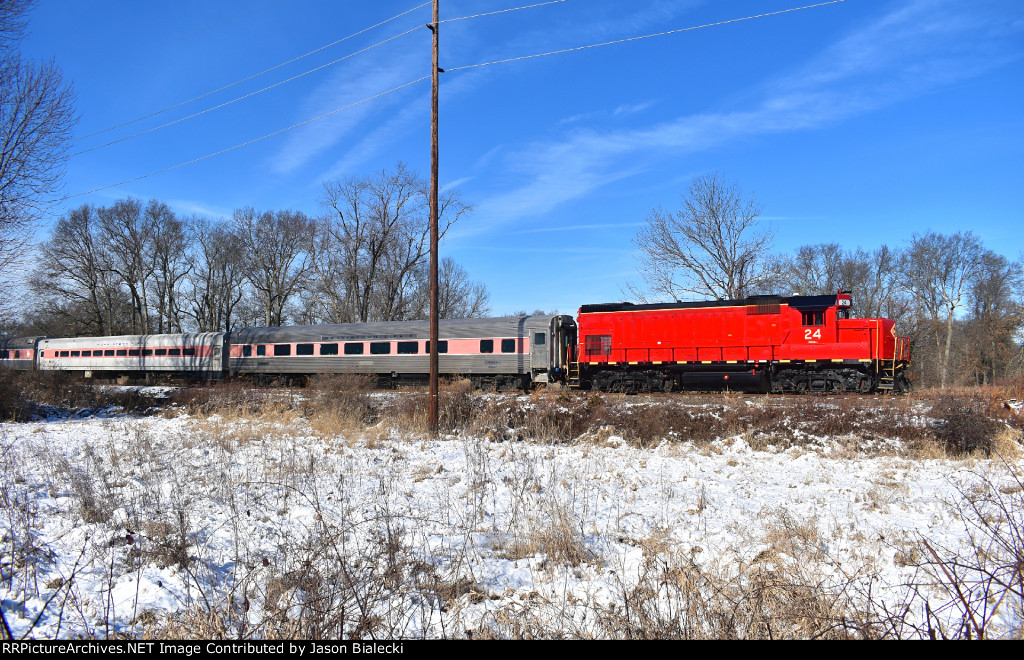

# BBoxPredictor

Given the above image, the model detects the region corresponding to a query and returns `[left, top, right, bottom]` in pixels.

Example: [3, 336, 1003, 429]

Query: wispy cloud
[512, 221, 644, 235]
[270, 43, 424, 176]
[287, 1, 700, 183]
[613, 101, 655, 117]
[459, 0, 1022, 238]
[167, 198, 233, 219]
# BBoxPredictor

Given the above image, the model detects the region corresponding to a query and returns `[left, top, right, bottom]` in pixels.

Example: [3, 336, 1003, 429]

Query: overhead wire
[71, 0, 571, 157]
[74, 1, 433, 142]
[446, 0, 849, 73]
[66, 0, 847, 201]
[63, 0, 577, 196]
[69, 23, 426, 158]
[440, 0, 569, 24]
[64, 76, 431, 200]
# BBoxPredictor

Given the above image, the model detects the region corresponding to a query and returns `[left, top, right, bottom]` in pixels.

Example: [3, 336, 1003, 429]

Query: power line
[70, 23, 425, 158]
[447, 0, 849, 73]
[63, 1, 580, 196]
[442, 0, 569, 24]
[63, 0, 847, 202]
[64, 76, 430, 200]
[71, 1, 574, 158]
[74, 1, 432, 143]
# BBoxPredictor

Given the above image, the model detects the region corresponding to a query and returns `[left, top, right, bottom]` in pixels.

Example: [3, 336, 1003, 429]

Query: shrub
[928, 391, 1019, 456]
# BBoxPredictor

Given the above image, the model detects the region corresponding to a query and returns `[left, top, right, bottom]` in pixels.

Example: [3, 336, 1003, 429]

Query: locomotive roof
[579, 293, 840, 314]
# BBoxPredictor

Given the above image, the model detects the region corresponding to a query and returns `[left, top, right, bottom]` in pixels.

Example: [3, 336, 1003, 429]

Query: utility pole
[428, 0, 440, 436]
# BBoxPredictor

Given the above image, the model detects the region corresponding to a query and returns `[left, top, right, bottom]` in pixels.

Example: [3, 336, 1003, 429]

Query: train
[0, 290, 911, 393]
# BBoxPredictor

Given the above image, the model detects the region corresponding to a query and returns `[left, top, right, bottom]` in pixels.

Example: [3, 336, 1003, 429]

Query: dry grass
[1, 371, 158, 420]
[898, 463, 1024, 640]
[493, 499, 594, 568]
[5, 378, 1023, 640]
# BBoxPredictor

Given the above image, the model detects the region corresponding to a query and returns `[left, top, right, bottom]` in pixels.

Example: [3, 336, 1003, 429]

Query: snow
[1, 395, 1021, 639]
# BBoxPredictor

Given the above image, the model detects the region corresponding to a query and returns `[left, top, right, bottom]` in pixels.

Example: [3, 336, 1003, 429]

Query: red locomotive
[569, 291, 911, 393]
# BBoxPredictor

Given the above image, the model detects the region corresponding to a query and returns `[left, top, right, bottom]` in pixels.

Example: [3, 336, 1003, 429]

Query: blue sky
[20, 0, 1024, 315]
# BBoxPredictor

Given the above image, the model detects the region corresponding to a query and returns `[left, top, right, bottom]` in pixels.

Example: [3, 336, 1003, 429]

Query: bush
[1, 371, 159, 419]
[928, 391, 1019, 455]
[303, 373, 379, 428]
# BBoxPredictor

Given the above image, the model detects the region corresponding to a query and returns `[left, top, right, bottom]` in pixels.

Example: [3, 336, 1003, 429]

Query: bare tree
[962, 251, 1024, 384]
[631, 172, 775, 301]
[233, 207, 313, 327]
[314, 162, 472, 323]
[96, 198, 157, 333]
[1, 0, 76, 291]
[184, 216, 247, 332]
[30, 204, 130, 335]
[781, 243, 844, 296]
[840, 245, 910, 322]
[434, 257, 490, 319]
[902, 231, 984, 388]
[779, 242, 909, 322]
[148, 201, 191, 332]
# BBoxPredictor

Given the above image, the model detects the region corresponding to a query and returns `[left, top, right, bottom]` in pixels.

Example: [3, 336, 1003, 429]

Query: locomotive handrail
[894, 336, 911, 362]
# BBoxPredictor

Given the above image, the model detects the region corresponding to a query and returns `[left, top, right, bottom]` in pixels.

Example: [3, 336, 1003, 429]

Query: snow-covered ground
[1, 396, 1021, 639]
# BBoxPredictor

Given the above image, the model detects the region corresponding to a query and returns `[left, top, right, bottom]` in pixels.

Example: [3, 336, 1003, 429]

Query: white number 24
[804, 329, 821, 340]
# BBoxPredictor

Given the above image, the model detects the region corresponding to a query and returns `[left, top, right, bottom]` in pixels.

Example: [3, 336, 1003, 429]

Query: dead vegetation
[3, 371, 1022, 458]
[2, 378, 1023, 639]
[0, 371, 159, 420]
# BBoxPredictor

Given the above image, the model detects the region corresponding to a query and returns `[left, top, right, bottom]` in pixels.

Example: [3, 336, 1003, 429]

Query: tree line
[631, 172, 1024, 389]
[15, 163, 489, 337]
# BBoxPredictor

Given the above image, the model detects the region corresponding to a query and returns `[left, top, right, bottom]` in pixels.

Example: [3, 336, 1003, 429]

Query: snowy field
[1, 392, 1022, 639]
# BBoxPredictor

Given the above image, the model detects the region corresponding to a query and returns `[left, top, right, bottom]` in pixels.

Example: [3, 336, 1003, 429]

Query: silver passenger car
[37, 333, 226, 378]
[0, 336, 46, 371]
[228, 315, 576, 389]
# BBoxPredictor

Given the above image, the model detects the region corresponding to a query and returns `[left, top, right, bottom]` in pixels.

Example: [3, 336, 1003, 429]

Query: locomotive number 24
[804, 329, 821, 340]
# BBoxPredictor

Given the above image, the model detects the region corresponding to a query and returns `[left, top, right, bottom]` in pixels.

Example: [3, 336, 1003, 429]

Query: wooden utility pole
[428, 0, 440, 436]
